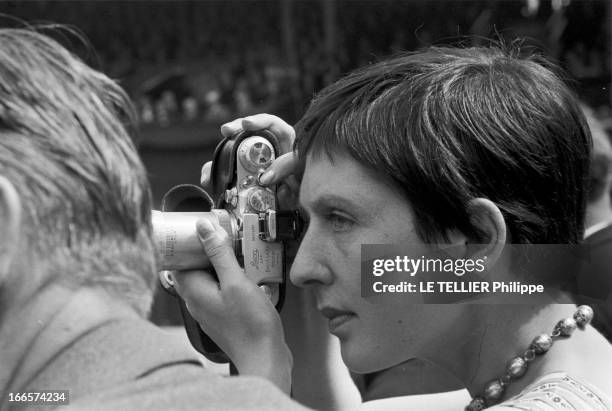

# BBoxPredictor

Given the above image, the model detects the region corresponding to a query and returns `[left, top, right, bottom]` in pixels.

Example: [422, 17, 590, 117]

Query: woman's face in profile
[290, 152, 464, 373]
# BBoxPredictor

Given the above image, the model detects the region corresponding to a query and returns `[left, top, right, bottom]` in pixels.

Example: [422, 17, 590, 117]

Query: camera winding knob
[238, 136, 274, 172]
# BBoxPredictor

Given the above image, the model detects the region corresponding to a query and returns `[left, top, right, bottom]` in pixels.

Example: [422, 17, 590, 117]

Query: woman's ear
[465, 198, 506, 266]
[0, 175, 22, 281]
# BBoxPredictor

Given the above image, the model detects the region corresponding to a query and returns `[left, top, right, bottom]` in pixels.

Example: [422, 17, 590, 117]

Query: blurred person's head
[582, 105, 612, 231]
[0, 28, 155, 316]
[290, 45, 591, 372]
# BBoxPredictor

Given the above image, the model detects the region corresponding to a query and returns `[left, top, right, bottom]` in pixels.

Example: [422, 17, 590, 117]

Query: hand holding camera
[205, 114, 303, 210]
[153, 114, 302, 393]
[171, 218, 293, 395]
[204, 115, 304, 259]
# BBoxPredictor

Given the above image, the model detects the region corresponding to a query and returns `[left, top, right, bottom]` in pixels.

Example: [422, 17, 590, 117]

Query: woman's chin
[340, 340, 407, 374]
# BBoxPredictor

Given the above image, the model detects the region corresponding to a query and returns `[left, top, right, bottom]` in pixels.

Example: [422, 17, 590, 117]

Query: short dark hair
[295, 45, 591, 245]
[0, 28, 155, 313]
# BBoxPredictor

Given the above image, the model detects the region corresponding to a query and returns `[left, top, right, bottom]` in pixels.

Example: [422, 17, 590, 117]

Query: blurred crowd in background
[2, 0, 610, 136]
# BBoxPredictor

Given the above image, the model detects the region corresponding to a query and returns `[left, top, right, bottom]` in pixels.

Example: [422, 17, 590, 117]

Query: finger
[277, 183, 298, 210]
[277, 174, 301, 209]
[242, 114, 295, 153]
[284, 175, 301, 193]
[258, 152, 302, 186]
[277, 184, 290, 208]
[196, 218, 244, 286]
[200, 161, 212, 187]
[220, 118, 245, 138]
[172, 269, 220, 311]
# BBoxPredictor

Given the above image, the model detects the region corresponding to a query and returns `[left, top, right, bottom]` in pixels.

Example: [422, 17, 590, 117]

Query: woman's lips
[319, 307, 356, 333]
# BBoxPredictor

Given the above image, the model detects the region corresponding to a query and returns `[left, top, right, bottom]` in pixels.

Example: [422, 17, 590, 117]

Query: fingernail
[258, 170, 274, 185]
[220, 123, 239, 136]
[196, 219, 215, 239]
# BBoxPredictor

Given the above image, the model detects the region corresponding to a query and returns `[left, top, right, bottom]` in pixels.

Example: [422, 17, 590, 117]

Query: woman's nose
[289, 228, 333, 288]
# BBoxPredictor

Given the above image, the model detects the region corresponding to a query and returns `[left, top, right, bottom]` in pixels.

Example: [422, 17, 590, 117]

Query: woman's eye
[327, 213, 354, 232]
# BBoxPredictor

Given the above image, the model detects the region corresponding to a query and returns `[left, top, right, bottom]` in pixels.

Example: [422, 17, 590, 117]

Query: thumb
[200, 161, 212, 188]
[196, 218, 243, 286]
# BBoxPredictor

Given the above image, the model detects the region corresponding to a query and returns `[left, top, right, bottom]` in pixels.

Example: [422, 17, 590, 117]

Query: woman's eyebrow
[305, 194, 363, 214]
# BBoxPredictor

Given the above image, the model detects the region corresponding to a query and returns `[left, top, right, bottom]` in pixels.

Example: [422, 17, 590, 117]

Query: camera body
[152, 130, 302, 362]
[153, 131, 285, 302]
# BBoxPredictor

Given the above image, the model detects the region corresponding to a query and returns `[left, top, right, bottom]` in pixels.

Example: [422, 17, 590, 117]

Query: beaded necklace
[465, 305, 594, 411]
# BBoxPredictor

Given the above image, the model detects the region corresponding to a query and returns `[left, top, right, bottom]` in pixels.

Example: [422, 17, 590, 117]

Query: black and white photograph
[0, 1, 611, 410]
